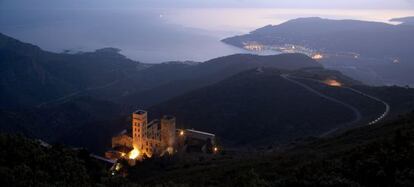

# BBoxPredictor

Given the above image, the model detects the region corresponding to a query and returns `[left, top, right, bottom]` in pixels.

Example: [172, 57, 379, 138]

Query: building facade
[108, 110, 216, 161]
[131, 110, 176, 157]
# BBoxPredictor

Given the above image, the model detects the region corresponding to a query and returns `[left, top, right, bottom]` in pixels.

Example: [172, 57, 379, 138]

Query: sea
[1, 7, 413, 63]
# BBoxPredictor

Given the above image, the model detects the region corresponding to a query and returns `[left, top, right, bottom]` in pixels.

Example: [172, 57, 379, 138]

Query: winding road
[281, 73, 390, 136]
[344, 87, 390, 125]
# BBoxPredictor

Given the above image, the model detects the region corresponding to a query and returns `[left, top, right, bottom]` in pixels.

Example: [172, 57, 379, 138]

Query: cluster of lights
[312, 53, 324, 60]
[243, 44, 265, 51]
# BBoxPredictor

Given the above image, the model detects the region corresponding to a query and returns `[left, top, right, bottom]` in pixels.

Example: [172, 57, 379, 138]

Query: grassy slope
[149, 68, 355, 146]
[0, 133, 110, 186]
[127, 111, 414, 186]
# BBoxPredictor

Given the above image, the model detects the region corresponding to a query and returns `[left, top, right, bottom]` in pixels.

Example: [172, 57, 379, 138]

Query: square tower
[132, 110, 147, 154]
[161, 115, 176, 154]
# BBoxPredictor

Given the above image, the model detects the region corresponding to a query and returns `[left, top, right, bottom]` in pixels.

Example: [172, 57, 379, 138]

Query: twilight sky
[1, 0, 414, 9]
[138, 0, 414, 9]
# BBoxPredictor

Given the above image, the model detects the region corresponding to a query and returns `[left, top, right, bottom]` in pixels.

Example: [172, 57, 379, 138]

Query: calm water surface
[0, 8, 413, 63]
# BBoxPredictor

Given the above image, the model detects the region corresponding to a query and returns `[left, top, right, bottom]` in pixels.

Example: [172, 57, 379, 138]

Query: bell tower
[161, 115, 176, 154]
[132, 110, 147, 153]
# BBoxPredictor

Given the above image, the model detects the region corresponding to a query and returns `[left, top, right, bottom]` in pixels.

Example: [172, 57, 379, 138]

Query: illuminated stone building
[131, 110, 176, 157]
[108, 110, 176, 159]
[107, 110, 216, 162]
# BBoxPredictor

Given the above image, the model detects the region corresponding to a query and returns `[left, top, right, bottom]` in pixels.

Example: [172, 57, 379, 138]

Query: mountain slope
[0, 33, 142, 108]
[0, 97, 129, 153]
[0, 33, 322, 109]
[2, 109, 414, 186]
[0, 33, 323, 153]
[127, 111, 414, 186]
[148, 68, 354, 145]
[148, 67, 414, 146]
[121, 53, 321, 107]
[0, 133, 110, 186]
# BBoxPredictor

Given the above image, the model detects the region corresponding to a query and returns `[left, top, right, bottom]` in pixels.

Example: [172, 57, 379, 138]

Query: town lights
[312, 53, 324, 60]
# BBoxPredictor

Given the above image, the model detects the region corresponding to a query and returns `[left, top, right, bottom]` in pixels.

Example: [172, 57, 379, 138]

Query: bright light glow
[166, 147, 174, 155]
[324, 79, 342, 87]
[115, 163, 122, 171]
[129, 149, 140, 159]
[312, 53, 324, 60]
[213, 147, 218, 153]
[179, 130, 185, 136]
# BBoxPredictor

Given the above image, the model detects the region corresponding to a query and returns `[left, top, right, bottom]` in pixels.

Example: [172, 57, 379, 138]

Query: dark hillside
[149, 67, 414, 147]
[126, 112, 414, 186]
[0, 97, 128, 153]
[122, 53, 321, 107]
[0, 33, 142, 109]
[149, 68, 356, 146]
[0, 133, 109, 186]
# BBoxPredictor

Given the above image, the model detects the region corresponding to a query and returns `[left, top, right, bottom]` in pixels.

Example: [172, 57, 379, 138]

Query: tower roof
[134, 110, 147, 115]
[162, 115, 175, 120]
